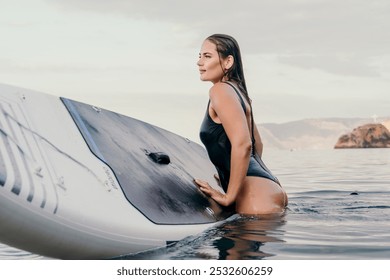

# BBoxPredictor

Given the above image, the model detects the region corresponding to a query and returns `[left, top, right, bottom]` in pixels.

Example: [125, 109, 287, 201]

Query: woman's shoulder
[209, 82, 236, 100]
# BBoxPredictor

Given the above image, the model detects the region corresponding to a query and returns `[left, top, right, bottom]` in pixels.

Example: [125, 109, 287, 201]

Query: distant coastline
[259, 117, 390, 150]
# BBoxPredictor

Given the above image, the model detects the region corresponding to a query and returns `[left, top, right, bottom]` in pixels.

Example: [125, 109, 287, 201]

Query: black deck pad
[62, 98, 232, 225]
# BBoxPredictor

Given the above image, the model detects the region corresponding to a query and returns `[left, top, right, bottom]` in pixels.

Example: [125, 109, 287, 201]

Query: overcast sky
[1, 0, 389, 140]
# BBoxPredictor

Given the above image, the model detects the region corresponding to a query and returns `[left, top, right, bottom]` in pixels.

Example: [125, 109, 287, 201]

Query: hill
[258, 117, 390, 150]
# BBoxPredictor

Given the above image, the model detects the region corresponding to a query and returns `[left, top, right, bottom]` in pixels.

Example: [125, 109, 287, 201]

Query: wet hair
[206, 34, 250, 103]
[206, 34, 257, 154]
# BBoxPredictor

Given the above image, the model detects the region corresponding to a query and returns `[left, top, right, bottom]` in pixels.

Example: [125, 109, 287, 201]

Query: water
[1, 148, 389, 260]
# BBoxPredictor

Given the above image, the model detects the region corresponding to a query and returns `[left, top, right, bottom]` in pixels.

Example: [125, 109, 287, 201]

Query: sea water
[1, 148, 389, 260]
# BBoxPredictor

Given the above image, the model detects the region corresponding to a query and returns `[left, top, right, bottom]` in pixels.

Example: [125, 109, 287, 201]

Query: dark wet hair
[206, 34, 250, 103]
[207, 34, 257, 154]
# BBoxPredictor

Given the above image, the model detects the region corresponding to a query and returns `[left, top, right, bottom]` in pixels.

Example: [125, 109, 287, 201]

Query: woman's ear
[225, 55, 234, 70]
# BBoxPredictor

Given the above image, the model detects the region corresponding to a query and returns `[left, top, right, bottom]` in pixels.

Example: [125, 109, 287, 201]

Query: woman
[194, 34, 287, 215]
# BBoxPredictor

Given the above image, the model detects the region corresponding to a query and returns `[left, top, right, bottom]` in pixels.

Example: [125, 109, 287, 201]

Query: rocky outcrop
[334, 123, 390, 149]
[382, 120, 390, 131]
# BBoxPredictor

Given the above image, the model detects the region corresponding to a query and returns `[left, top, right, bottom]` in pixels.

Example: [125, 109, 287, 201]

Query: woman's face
[197, 40, 226, 84]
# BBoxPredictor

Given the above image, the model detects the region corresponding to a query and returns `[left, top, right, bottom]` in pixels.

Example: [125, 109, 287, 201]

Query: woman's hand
[194, 179, 229, 206]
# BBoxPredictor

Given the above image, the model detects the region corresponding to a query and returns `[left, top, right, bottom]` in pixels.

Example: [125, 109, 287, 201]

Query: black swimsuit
[199, 82, 279, 192]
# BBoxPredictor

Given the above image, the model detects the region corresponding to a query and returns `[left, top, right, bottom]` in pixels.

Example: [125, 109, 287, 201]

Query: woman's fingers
[193, 178, 206, 186]
[193, 179, 207, 189]
[194, 179, 213, 195]
[194, 179, 227, 206]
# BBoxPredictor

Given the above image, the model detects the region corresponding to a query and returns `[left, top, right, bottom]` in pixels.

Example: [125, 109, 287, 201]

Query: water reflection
[116, 214, 286, 260]
[209, 214, 286, 260]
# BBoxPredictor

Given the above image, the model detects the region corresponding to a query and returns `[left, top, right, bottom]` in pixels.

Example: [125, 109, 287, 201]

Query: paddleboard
[0, 83, 232, 259]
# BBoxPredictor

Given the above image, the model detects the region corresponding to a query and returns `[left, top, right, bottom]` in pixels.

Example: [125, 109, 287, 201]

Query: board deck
[0, 83, 232, 259]
[62, 98, 231, 224]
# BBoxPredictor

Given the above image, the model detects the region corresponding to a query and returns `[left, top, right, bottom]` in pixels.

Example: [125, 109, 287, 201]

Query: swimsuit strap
[223, 81, 247, 113]
[223, 81, 256, 156]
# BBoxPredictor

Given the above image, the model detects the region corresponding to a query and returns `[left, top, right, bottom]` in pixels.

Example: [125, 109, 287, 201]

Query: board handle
[144, 149, 171, 165]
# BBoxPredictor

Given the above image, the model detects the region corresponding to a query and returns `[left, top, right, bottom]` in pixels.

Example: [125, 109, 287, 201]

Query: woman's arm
[196, 83, 252, 206]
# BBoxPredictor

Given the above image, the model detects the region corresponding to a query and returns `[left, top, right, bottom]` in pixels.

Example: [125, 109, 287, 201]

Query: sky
[1, 0, 389, 141]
